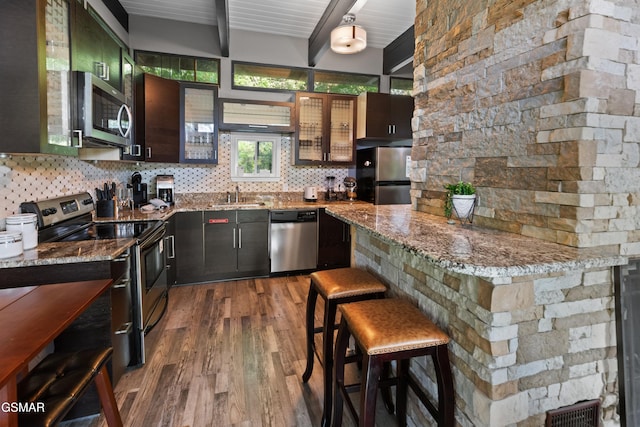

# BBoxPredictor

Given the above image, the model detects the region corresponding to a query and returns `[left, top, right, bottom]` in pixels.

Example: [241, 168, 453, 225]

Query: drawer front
[237, 209, 268, 223]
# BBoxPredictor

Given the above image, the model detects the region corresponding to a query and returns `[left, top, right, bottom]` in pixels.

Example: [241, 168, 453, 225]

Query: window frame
[230, 133, 281, 182]
[134, 50, 220, 84]
[231, 60, 380, 95]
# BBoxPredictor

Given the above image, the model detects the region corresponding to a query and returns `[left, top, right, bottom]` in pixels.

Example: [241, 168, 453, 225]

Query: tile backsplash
[0, 136, 351, 218]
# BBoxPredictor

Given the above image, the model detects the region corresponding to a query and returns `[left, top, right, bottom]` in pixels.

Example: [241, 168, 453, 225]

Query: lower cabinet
[204, 210, 270, 281]
[175, 211, 204, 285]
[317, 208, 351, 270]
[175, 210, 269, 284]
[164, 215, 177, 288]
[53, 251, 132, 420]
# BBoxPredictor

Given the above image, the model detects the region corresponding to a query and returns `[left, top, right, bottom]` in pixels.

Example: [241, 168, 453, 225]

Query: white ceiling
[118, 0, 416, 50]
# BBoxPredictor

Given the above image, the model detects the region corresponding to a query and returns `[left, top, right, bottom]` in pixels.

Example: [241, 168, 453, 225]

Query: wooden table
[0, 279, 113, 427]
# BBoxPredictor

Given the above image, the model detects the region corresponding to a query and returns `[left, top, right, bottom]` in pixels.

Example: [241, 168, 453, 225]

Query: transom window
[135, 51, 220, 84]
[232, 61, 380, 95]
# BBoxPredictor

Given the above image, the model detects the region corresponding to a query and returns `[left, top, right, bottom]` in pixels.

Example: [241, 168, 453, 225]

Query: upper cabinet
[181, 83, 218, 164]
[219, 99, 294, 133]
[0, 0, 78, 156]
[120, 51, 142, 161]
[294, 92, 356, 165]
[71, 1, 122, 90]
[135, 74, 219, 164]
[135, 73, 180, 163]
[356, 92, 414, 141]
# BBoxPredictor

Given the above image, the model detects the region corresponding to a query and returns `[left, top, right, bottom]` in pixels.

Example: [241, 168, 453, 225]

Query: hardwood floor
[67, 275, 398, 427]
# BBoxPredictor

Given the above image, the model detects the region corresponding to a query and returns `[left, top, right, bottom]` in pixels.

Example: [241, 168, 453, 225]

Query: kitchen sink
[208, 202, 266, 209]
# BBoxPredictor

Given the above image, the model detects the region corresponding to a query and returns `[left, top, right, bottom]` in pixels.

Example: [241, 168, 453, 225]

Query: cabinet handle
[214, 149, 218, 160]
[233, 228, 236, 249]
[392, 124, 396, 134]
[146, 147, 152, 158]
[112, 278, 130, 289]
[238, 227, 242, 249]
[72, 130, 83, 148]
[114, 252, 130, 262]
[115, 322, 133, 335]
[327, 152, 331, 162]
[165, 235, 175, 259]
[132, 144, 142, 157]
[248, 125, 268, 128]
[96, 62, 110, 81]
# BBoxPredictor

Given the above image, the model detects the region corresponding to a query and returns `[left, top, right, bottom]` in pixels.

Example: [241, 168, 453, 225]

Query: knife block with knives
[95, 182, 117, 218]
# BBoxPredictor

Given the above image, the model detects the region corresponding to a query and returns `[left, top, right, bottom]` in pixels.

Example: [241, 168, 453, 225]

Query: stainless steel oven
[21, 192, 167, 366]
[133, 220, 168, 364]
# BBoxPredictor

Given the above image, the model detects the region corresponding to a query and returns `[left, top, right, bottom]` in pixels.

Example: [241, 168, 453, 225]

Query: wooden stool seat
[18, 347, 123, 427]
[302, 268, 386, 427]
[333, 299, 455, 427]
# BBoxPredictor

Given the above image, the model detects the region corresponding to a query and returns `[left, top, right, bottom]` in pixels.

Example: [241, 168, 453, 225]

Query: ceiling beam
[101, 0, 129, 32]
[215, 0, 229, 57]
[383, 25, 414, 75]
[308, 0, 361, 67]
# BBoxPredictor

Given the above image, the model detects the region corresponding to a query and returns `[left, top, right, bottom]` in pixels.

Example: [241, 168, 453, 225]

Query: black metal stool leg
[332, 317, 351, 427]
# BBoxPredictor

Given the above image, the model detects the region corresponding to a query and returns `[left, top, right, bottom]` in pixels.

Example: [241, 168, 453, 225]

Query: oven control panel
[20, 192, 95, 227]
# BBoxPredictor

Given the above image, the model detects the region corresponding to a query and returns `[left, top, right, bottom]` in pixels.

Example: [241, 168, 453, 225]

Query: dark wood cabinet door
[317, 209, 351, 270]
[390, 94, 414, 139]
[237, 221, 270, 274]
[175, 211, 204, 285]
[203, 211, 237, 277]
[137, 73, 180, 163]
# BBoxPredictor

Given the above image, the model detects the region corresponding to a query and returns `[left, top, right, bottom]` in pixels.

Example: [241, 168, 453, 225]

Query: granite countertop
[324, 204, 628, 278]
[0, 194, 364, 269]
[0, 238, 135, 269]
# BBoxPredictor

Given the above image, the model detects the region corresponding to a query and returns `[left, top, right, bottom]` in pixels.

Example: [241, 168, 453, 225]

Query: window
[313, 70, 379, 94]
[390, 78, 413, 95]
[231, 61, 380, 94]
[233, 62, 309, 91]
[230, 133, 280, 182]
[135, 51, 219, 84]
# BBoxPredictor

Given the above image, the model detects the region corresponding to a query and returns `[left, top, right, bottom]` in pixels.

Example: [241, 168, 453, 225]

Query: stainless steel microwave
[74, 71, 132, 148]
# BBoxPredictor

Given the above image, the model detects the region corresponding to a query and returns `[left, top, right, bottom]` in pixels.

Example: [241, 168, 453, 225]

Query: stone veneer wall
[354, 231, 618, 426]
[412, 0, 640, 252]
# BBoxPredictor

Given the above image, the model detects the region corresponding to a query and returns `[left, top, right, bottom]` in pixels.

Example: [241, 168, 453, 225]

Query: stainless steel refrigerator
[356, 146, 412, 204]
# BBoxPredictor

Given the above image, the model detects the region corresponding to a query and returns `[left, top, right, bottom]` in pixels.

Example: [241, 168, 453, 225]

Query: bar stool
[301, 268, 387, 427]
[332, 299, 455, 427]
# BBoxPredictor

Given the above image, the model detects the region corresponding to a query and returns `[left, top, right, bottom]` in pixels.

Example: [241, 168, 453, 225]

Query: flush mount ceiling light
[330, 13, 367, 54]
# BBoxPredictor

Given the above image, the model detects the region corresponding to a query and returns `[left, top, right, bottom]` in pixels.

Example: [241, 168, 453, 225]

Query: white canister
[6, 213, 38, 250]
[0, 231, 23, 259]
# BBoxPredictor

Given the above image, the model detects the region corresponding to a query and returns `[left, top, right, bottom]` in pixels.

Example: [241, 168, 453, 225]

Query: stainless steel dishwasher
[270, 209, 318, 273]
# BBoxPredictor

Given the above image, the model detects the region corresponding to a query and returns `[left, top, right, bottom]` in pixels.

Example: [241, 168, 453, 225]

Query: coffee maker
[130, 172, 147, 208]
[156, 175, 175, 205]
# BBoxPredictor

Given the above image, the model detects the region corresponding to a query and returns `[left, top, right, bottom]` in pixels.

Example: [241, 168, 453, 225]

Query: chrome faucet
[235, 185, 240, 203]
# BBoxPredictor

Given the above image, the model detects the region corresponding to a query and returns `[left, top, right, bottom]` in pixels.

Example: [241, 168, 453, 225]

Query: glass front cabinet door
[180, 83, 218, 164]
[294, 92, 355, 165]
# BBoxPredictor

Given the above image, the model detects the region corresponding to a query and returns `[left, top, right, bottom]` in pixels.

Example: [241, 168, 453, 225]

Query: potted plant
[444, 181, 476, 223]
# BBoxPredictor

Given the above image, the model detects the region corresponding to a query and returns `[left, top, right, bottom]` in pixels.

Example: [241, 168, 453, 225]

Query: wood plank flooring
[66, 275, 398, 427]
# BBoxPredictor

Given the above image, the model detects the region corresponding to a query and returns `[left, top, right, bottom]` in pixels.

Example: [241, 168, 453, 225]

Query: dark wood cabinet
[72, 2, 122, 90]
[175, 211, 204, 285]
[219, 99, 294, 133]
[0, 0, 77, 155]
[203, 210, 270, 281]
[180, 83, 219, 164]
[356, 92, 414, 140]
[135, 73, 181, 163]
[317, 209, 351, 270]
[294, 92, 356, 165]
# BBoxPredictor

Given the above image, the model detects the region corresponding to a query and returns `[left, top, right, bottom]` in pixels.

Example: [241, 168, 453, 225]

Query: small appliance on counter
[130, 172, 148, 208]
[343, 177, 357, 201]
[304, 186, 318, 202]
[156, 175, 175, 205]
[325, 176, 338, 201]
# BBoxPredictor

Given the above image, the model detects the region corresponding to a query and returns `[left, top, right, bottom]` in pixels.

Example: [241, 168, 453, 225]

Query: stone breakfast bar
[325, 204, 627, 426]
